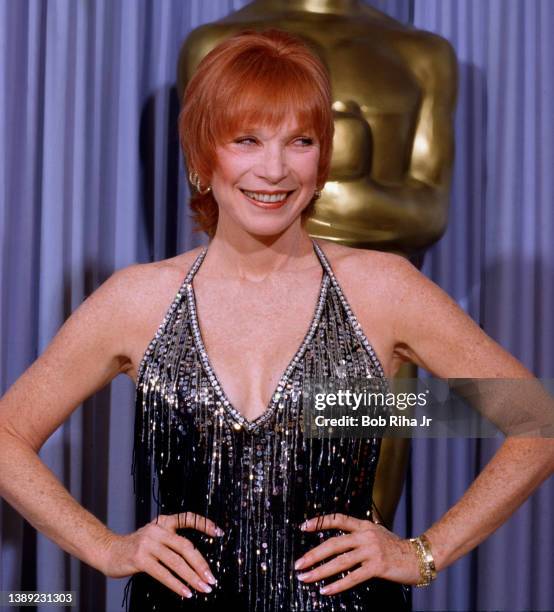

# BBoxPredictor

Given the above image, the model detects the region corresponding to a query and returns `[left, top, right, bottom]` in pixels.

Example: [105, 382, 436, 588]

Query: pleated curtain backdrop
[410, 2, 553, 611]
[0, 1, 552, 611]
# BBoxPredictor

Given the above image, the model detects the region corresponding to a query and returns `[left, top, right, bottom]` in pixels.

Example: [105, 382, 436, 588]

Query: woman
[0, 29, 552, 612]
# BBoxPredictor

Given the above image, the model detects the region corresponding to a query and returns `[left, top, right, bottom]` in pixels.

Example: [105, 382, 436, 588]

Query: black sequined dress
[123, 240, 410, 611]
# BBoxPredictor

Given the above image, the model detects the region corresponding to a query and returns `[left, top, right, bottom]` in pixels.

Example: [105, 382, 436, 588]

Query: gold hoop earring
[189, 170, 212, 195]
[313, 189, 322, 200]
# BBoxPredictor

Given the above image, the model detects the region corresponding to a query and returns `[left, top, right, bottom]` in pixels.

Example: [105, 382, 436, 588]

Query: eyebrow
[234, 128, 315, 138]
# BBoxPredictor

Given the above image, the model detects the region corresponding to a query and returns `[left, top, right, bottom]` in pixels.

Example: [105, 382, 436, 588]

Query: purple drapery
[1, 1, 552, 610]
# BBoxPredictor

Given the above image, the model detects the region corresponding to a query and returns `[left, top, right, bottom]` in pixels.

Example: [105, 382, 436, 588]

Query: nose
[257, 143, 288, 184]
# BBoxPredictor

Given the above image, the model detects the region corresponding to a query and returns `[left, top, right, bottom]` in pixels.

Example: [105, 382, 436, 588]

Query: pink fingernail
[204, 570, 217, 584]
[320, 586, 328, 594]
[215, 527, 224, 536]
[182, 588, 192, 598]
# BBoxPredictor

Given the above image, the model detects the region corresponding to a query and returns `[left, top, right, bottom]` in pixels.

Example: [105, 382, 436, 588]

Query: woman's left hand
[294, 513, 422, 595]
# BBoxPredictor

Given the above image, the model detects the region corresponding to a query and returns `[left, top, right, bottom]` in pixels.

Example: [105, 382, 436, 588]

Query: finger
[294, 533, 357, 570]
[158, 512, 225, 537]
[157, 528, 218, 586]
[152, 541, 214, 594]
[300, 513, 366, 533]
[320, 566, 373, 596]
[296, 550, 365, 583]
[142, 555, 194, 599]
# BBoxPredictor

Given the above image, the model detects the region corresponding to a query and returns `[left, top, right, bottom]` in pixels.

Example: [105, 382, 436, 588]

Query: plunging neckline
[185, 241, 330, 433]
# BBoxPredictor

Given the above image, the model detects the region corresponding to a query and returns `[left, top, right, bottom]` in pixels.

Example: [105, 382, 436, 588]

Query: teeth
[243, 190, 289, 203]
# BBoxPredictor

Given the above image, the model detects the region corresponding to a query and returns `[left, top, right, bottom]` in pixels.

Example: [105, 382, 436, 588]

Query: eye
[234, 137, 257, 145]
[294, 137, 315, 146]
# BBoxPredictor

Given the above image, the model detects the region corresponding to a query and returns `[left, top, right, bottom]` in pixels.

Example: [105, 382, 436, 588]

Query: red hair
[178, 29, 334, 238]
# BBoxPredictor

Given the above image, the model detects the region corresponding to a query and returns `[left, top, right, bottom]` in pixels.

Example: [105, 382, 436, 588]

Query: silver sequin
[123, 241, 408, 611]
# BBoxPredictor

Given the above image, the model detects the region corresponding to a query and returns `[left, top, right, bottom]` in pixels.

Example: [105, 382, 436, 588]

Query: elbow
[0, 422, 42, 456]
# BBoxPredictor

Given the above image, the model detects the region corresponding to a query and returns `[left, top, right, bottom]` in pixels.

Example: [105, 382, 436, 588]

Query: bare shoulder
[315, 240, 417, 377]
[316, 239, 462, 324]
[315, 239, 414, 299]
[0, 247, 206, 451]
[113, 247, 205, 381]
[317, 241, 533, 379]
[112, 247, 204, 319]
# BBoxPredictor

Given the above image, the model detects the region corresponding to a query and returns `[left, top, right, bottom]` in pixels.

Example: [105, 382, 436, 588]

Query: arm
[388, 256, 554, 571]
[0, 263, 222, 597]
[0, 267, 137, 572]
[294, 253, 553, 592]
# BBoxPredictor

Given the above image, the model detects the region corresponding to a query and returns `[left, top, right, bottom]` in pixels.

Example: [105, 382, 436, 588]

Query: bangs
[178, 29, 334, 237]
[210, 55, 328, 143]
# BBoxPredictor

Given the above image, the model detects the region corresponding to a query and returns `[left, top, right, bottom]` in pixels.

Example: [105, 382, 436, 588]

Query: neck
[204, 219, 316, 282]
[253, 0, 361, 15]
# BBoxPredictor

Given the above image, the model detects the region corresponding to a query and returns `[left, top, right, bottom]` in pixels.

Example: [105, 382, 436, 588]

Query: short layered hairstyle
[178, 28, 334, 238]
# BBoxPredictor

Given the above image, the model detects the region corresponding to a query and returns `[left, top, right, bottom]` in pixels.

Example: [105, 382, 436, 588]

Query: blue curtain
[408, 2, 554, 611]
[0, 1, 552, 611]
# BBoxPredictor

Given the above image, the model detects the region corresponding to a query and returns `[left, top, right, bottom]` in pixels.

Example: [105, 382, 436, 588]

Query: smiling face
[210, 117, 321, 238]
[179, 30, 334, 237]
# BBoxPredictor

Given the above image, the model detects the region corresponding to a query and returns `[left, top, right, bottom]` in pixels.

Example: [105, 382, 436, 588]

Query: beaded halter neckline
[135, 238, 387, 434]
[184, 239, 331, 433]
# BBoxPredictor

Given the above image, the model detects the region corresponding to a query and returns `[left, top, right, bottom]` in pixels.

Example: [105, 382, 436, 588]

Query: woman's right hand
[102, 512, 224, 599]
